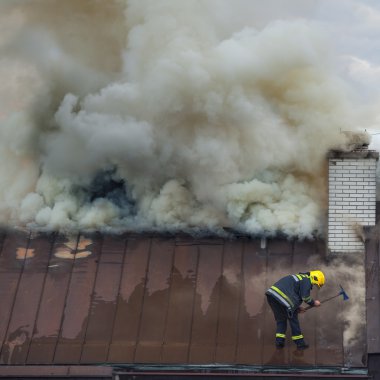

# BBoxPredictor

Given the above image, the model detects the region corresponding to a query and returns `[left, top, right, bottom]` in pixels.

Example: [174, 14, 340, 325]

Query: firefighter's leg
[289, 312, 309, 349]
[266, 295, 287, 348]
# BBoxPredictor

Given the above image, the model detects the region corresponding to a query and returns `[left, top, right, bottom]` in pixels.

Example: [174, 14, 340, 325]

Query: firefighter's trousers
[266, 294, 304, 345]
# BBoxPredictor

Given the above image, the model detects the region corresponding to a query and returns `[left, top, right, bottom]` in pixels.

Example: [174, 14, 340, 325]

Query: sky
[0, 0, 380, 236]
[314, 1, 380, 110]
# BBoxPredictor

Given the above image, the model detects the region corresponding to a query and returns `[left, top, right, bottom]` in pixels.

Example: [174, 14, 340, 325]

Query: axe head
[339, 285, 349, 301]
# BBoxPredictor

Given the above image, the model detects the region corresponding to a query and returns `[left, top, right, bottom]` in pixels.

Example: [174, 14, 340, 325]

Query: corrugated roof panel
[108, 236, 150, 363]
[366, 236, 380, 354]
[54, 233, 101, 364]
[315, 314, 344, 366]
[214, 239, 243, 363]
[188, 242, 223, 363]
[80, 234, 125, 364]
[161, 240, 198, 363]
[236, 239, 266, 365]
[135, 237, 175, 363]
[291, 240, 318, 367]
[0, 233, 53, 365]
[60, 235, 102, 363]
[263, 239, 294, 366]
[0, 231, 31, 365]
[27, 234, 72, 364]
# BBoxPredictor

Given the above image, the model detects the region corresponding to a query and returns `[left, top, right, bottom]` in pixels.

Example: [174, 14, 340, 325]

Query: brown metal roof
[0, 230, 366, 371]
[365, 233, 380, 355]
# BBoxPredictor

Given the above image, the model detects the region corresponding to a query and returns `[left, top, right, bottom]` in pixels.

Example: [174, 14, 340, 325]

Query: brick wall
[328, 150, 378, 254]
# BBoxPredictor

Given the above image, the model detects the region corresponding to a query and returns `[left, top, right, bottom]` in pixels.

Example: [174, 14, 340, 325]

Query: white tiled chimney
[328, 148, 378, 254]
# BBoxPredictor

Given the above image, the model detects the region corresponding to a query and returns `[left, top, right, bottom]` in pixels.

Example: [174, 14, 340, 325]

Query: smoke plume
[306, 254, 366, 351]
[0, 0, 370, 235]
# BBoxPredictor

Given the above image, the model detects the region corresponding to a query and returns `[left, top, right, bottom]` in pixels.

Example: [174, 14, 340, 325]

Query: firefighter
[265, 270, 325, 350]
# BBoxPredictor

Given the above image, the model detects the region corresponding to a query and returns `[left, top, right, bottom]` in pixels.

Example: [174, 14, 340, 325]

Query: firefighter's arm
[299, 299, 321, 312]
[300, 281, 315, 306]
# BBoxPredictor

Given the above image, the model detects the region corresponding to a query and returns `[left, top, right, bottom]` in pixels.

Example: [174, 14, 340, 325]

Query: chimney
[328, 147, 378, 254]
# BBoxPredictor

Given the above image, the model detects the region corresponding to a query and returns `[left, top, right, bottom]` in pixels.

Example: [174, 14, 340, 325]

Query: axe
[304, 284, 349, 311]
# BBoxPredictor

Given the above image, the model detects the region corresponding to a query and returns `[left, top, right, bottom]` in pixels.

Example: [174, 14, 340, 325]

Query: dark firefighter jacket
[265, 273, 315, 313]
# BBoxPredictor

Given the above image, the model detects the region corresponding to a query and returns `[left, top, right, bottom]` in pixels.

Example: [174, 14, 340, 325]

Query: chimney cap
[327, 149, 379, 159]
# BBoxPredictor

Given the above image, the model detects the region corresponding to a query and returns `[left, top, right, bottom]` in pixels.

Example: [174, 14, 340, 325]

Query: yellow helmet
[310, 270, 325, 288]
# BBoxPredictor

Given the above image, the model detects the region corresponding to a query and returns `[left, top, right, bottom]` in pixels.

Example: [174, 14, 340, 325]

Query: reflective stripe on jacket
[265, 273, 315, 312]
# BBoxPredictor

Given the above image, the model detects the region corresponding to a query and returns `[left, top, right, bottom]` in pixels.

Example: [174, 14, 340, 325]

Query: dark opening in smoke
[80, 168, 137, 217]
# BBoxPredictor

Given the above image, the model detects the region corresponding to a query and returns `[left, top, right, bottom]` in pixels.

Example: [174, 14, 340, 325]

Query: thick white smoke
[0, 0, 370, 235]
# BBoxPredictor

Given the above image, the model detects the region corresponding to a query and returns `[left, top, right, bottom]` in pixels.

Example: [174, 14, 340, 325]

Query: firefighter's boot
[275, 338, 285, 349]
[295, 339, 309, 350]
